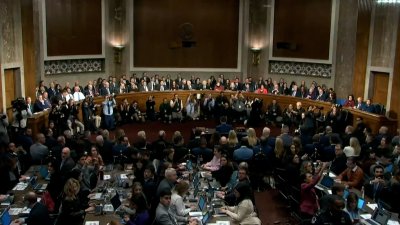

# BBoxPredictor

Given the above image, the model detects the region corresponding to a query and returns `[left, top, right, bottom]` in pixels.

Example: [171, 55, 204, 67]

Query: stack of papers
[90, 193, 103, 200]
[8, 207, 31, 216]
[366, 203, 378, 211]
[216, 221, 230, 225]
[360, 214, 372, 219]
[12, 182, 28, 191]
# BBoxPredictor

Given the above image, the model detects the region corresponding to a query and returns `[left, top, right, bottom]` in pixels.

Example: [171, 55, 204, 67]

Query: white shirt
[73, 92, 85, 102]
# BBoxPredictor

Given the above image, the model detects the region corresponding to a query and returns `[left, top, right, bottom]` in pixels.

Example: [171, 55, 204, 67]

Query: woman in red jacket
[299, 162, 327, 219]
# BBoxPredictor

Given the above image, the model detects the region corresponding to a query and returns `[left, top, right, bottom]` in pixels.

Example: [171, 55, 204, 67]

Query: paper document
[366, 203, 378, 211]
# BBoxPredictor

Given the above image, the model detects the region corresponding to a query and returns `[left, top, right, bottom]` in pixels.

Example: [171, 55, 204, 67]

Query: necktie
[108, 102, 111, 115]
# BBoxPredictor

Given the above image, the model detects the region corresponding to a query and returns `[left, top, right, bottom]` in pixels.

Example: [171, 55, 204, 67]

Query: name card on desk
[85, 221, 99, 225]
[103, 174, 111, 180]
[216, 221, 230, 225]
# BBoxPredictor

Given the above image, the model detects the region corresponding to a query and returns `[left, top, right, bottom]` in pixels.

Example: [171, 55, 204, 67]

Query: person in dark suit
[156, 168, 177, 197]
[364, 165, 387, 202]
[216, 116, 233, 134]
[59, 147, 76, 184]
[13, 192, 52, 225]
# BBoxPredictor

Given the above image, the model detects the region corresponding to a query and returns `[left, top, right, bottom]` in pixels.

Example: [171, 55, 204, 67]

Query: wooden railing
[27, 90, 397, 136]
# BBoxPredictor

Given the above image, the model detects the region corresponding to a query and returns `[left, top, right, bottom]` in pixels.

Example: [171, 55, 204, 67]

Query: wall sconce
[250, 47, 261, 66]
[113, 45, 125, 64]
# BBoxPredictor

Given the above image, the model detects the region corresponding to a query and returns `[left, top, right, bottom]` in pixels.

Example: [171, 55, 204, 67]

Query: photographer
[11, 98, 30, 133]
[82, 96, 100, 131]
[170, 94, 183, 122]
[102, 95, 116, 130]
[66, 99, 85, 135]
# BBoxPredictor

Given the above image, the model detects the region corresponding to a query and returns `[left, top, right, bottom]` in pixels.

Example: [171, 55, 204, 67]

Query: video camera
[11, 97, 27, 111]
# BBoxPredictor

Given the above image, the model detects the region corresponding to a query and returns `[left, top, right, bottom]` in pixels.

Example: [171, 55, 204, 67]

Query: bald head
[24, 192, 37, 205]
[61, 147, 71, 160]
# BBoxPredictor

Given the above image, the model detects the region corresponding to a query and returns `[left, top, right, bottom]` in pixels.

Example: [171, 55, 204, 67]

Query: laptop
[315, 175, 334, 190]
[110, 192, 122, 211]
[29, 176, 47, 191]
[0, 208, 11, 225]
[201, 211, 210, 225]
[189, 195, 207, 217]
[362, 208, 391, 225]
[39, 166, 50, 181]
[358, 198, 365, 210]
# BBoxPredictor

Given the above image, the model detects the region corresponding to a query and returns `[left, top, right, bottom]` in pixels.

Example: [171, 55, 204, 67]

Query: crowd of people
[0, 74, 399, 225]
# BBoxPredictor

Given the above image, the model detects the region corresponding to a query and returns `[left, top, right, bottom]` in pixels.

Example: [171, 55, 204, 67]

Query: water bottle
[361, 186, 365, 199]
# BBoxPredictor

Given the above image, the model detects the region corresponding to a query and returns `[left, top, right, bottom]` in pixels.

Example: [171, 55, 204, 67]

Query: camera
[12, 97, 27, 111]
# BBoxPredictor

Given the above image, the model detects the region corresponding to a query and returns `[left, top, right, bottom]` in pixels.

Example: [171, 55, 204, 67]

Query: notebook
[363, 208, 392, 225]
[0, 208, 11, 225]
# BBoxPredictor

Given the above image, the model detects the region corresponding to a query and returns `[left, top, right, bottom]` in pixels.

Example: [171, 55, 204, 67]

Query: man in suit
[59, 147, 76, 183]
[215, 116, 233, 134]
[156, 189, 195, 225]
[30, 133, 48, 165]
[291, 84, 302, 97]
[13, 192, 52, 225]
[233, 137, 254, 162]
[364, 165, 387, 201]
[100, 81, 112, 96]
[156, 168, 177, 196]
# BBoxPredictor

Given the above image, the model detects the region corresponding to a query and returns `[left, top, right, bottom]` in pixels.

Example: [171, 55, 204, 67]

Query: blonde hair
[63, 178, 80, 200]
[247, 128, 258, 147]
[349, 137, 361, 156]
[274, 137, 284, 159]
[228, 130, 238, 146]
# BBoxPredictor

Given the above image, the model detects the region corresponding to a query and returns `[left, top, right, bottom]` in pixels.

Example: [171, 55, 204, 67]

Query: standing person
[300, 162, 327, 219]
[219, 183, 261, 225]
[170, 94, 183, 122]
[56, 178, 95, 225]
[160, 98, 172, 124]
[102, 95, 116, 130]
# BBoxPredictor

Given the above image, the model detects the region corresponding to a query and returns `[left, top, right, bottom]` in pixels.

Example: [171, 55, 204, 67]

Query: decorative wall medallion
[269, 60, 332, 77]
[44, 59, 105, 75]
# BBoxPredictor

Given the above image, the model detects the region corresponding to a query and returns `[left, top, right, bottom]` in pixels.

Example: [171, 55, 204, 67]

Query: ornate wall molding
[0, 0, 17, 63]
[44, 59, 105, 75]
[269, 60, 332, 77]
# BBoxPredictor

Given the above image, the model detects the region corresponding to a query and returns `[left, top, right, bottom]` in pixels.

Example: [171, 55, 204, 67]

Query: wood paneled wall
[353, 6, 371, 99]
[272, 0, 332, 60]
[45, 0, 102, 56]
[133, 0, 239, 68]
[21, 0, 37, 100]
[0, 64, 2, 112]
[391, 15, 400, 126]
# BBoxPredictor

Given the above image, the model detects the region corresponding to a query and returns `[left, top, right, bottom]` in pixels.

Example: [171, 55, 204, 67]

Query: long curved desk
[27, 91, 397, 136]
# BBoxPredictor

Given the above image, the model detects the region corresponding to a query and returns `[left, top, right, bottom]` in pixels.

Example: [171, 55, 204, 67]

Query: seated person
[312, 195, 352, 225]
[212, 154, 234, 187]
[363, 99, 376, 114]
[123, 194, 150, 225]
[201, 145, 222, 171]
[12, 192, 52, 225]
[219, 183, 261, 225]
[319, 183, 346, 212]
[336, 157, 364, 190]
[344, 192, 361, 223]
[170, 182, 196, 225]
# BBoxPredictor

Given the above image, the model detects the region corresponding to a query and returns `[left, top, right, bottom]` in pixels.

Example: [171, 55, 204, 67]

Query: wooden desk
[27, 91, 397, 136]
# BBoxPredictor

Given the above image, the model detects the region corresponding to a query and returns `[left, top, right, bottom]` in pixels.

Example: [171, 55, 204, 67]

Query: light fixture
[113, 45, 125, 64]
[376, 0, 400, 3]
[250, 47, 261, 66]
